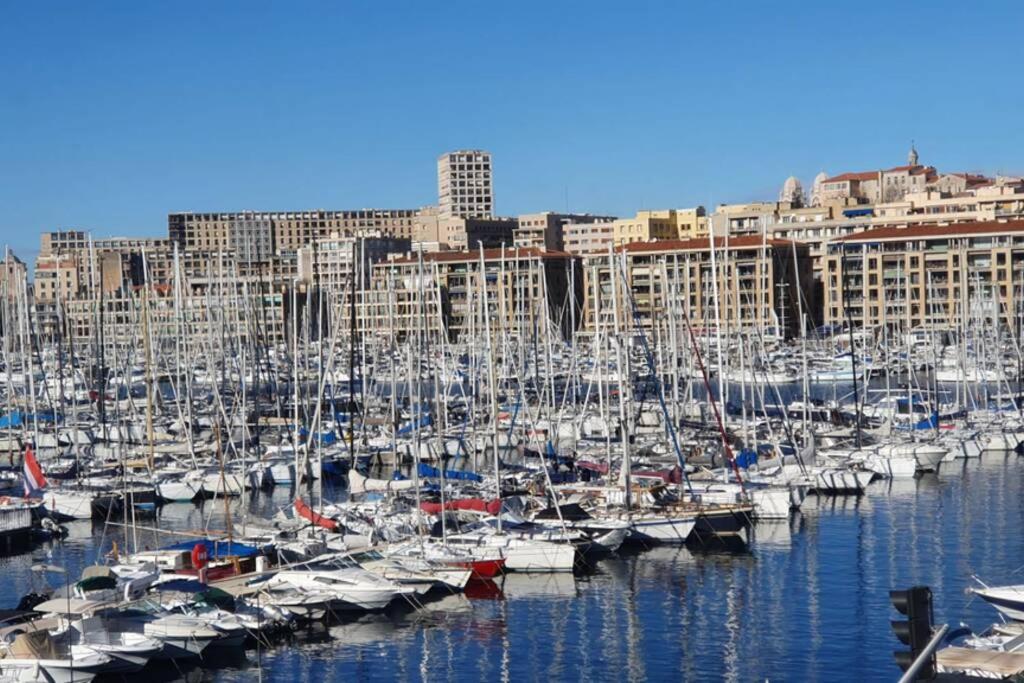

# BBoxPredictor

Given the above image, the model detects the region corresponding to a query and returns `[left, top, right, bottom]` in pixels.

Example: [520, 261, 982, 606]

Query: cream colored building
[564, 220, 617, 255]
[709, 203, 777, 237]
[822, 219, 1024, 331]
[168, 209, 421, 253]
[33, 255, 80, 303]
[514, 212, 617, 251]
[368, 247, 581, 341]
[582, 236, 812, 337]
[769, 180, 1024, 281]
[296, 233, 411, 321]
[611, 208, 707, 246]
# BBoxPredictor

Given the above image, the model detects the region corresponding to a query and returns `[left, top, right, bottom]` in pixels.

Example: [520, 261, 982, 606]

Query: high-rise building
[438, 150, 493, 219]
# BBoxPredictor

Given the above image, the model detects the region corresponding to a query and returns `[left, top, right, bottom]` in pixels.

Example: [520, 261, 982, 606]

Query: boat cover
[163, 539, 260, 559]
[417, 463, 483, 482]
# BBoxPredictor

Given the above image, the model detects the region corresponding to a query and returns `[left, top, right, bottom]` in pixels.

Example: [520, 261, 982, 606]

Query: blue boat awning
[162, 539, 260, 559]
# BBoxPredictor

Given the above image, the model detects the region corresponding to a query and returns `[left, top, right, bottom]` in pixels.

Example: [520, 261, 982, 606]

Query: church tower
[908, 141, 919, 166]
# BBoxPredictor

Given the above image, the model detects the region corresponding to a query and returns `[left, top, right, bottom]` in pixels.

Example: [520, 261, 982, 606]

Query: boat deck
[937, 646, 1024, 678]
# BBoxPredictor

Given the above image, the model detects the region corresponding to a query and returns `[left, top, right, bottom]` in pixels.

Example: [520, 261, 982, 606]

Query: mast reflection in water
[3, 452, 1022, 681]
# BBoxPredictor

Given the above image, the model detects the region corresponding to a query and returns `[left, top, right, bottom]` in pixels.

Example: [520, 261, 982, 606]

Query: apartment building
[168, 209, 421, 253]
[59, 283, 287, 350]
[0, 252, 26, 298]
[582, 236, 813, 337]
[33, 255, 80, 304]
[514, 213, 617, 251]
[768, 180, 1024, 280]
[611, 208, 707, 246]
[296, 233, 411, 306]
[429, 216, 517, 250]
[438, 150, 493, 219]
[368, 247, 582, 341]
[822, 219, 1024, 332]
[708, 203, 777, 238]
[40, 230, 89, 256]
[564, 219, 617, 256]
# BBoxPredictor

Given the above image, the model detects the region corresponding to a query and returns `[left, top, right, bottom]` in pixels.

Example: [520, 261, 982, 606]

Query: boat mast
[479, 246, 502, 534]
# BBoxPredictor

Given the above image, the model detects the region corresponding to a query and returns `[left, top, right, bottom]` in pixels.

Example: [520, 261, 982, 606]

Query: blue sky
[2, 1, 1023, 260]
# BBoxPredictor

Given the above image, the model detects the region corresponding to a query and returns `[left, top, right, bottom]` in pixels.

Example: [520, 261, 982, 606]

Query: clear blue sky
[2, 1, 1022, 260]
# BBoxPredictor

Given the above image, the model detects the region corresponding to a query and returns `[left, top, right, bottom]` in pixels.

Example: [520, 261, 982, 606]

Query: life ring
[191, 543, 208, 569]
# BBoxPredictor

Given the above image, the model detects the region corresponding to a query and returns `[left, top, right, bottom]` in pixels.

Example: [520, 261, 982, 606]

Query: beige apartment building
[59, 283, 287, 350]
[443, 216, 517, 250]
[367, 247, 581, 341]
[438, 150, 493, 219]
[708, 202, 785, 239]
[514, 212, 617, 251]
[611, 208, 707, 246]
[297, 233, 410, 292]
[564, 219, 618, 255]
[767, 180, 1024, 281]
[0, 252, 26, 297]
[582, 236, 813, 337]
[822, 219, 1024, 332]
[168, 209, 421, 253]
[33, 255, 80, 304]
[40, 230, 89, 256]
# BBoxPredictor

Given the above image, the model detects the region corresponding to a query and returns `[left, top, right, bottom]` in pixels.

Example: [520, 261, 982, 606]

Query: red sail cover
[421, 499, 501, 516]
[294, 497, 338, 531]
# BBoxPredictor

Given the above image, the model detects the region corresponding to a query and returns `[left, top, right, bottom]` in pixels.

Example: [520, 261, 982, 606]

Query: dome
[813, 171, 828, 186]
[779, 175, 805, 205]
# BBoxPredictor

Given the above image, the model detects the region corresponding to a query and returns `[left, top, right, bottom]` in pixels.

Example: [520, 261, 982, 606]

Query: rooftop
[617, 236, 802, 253]
[835, 219, 1024, 243]
[388, 247, 573, 265]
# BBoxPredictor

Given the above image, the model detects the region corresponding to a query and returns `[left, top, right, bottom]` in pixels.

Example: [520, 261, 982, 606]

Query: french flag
[22, 446, 47, 496]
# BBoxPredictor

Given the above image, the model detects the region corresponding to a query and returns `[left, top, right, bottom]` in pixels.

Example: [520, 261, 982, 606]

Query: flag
[22, 446, 47, 496]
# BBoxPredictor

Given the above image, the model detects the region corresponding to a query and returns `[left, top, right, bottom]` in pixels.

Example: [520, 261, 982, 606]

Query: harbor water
[3, 451, 1022, 681]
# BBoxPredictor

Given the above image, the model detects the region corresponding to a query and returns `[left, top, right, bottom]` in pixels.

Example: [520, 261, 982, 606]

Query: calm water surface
[3, 452, 1023, 681]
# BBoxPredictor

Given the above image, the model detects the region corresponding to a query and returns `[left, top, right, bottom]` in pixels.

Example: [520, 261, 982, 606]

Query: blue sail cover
[152, 579, 207, 593]
[735, 448, 758, 469]
[0, 412, 22, 428]
[0, 411, 55, 428]
[417, 463, 483, 482]
[398, 414, 433, 435]
[912, 412, 940, 430]
[162, 539, 261, 559]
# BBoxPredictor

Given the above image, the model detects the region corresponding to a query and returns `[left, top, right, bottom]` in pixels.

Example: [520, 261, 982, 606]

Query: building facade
[437, 150, 493, 219]
[368, 247, 582, 341]
[582, 236, 813, 337]
[514, 212, 617, 251]
[822, 219, 1024, 332]
[168, 209, 421, 253]
[611, 208, 707, 246]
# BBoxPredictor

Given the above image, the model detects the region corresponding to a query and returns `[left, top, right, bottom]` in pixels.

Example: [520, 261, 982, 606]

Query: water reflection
[0, 456, 1019, 681]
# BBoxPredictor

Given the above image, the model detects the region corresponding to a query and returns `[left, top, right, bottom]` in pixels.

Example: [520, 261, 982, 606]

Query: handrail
[897, 624, 949, 683]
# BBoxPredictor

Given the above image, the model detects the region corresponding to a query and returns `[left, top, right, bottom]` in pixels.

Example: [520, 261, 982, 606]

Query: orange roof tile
[824, 171, 878, 183]
[835, 219, 1024, 243]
